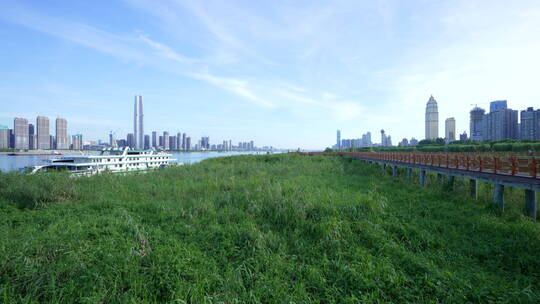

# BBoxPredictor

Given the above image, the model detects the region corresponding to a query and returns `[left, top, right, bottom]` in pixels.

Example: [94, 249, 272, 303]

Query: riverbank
[0, 149, 98, 155]
[1, 154, 539, 302]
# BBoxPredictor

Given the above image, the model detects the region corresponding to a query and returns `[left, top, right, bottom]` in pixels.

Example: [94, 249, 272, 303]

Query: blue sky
[1, 0, 539, 149]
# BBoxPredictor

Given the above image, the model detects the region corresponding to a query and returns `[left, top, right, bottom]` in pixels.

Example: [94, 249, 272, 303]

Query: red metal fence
[304, 152, 540, 179]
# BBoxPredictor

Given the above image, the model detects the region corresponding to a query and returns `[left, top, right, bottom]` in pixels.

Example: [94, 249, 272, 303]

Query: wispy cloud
[190, 73, 275, 108]
[138, 35, 198, 64]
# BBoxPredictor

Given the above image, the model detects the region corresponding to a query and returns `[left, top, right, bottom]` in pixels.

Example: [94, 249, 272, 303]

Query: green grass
[0, 154, 539, 303]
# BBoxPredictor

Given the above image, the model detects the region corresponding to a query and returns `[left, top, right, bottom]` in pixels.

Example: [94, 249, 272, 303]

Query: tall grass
[0, 154, 539, 303]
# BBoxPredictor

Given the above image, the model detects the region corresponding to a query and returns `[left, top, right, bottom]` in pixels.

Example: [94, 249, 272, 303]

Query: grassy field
[0, 154, 539, 303]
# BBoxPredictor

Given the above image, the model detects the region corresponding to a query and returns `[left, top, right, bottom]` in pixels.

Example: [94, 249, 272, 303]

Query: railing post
[493, 184, 504, 211]
[420, 170, 426, 187]
[531, 158, 537, 179]
[447, 175, 455, 190]
[525, 189, 537, 219]
[470, 179, 478, 200]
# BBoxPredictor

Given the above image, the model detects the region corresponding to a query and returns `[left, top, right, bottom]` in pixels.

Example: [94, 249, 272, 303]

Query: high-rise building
[144, 134, 150, 149]
[127, 133, 135, 148]
[13, 117, 29, 150]
[176, 132, 182, 150]
[490, 100, 507, 112]
[459, 131, 468, 141]
[71, 134, 83, 150]
[186, 136, 191, 151]
[133, 95, 144, 149]
[36, 116, 50, 149]
[152, 131, 158, 148]
[201, 136, 210, 150]
[445, 117, 456, 142]
[520, 107, 540, 140]
[28, 123, 36, 150]
[50, 135, 56, 149]
[361, 132, 372, 147]
[163, 132, 169, 150]
[470, 107, 485, 141]
[483, 102, 518, 141]
[55, 118, 68, 149]
[169, 136, 177, 150]
[425, 95, 439, 140]
[182, 133, 187, 150]
[109, 132, 117, 148]
[336, 130, 341, 149]
[0, 125, 9, 149]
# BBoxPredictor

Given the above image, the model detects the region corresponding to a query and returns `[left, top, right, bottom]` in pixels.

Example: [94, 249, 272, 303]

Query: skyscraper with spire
[133, 95, 144, 149]
[425, 95, 439, 140]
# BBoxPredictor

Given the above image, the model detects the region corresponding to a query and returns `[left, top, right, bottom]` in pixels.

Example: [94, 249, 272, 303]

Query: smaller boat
[28, 147, 178, 176]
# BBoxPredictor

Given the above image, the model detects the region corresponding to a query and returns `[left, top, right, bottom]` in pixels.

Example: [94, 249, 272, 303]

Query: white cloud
[189, 73, 275, 108]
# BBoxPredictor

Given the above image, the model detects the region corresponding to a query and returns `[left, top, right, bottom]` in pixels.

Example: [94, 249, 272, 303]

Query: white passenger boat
[29, 147, 178, 176]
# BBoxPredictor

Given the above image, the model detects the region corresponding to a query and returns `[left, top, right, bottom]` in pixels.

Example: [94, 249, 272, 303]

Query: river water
[0, 151, 268, 172]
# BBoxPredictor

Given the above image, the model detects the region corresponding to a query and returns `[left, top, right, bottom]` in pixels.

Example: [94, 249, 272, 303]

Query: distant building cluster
[470, 101, 540, 141]
[0, 116, 78, 150]
[331, 94, 539, 150]
[113, 96, 268, 152]
[334, 130, 401, 149]
[2, 95, 275, 152]
[398, 137, 419, 147]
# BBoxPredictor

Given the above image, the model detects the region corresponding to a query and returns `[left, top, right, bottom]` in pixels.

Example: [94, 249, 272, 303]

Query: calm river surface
[0, 151, 268, 172]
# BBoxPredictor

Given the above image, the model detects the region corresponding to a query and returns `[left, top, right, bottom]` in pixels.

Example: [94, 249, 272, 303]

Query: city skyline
[2, 1, 540, 149]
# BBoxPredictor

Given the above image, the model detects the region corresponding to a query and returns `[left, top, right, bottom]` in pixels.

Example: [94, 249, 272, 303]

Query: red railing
[302, 152, 540, 179]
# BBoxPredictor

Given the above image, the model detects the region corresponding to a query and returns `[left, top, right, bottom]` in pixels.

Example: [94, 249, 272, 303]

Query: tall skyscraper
[55, 118, 68, 149]
[470, 107, 485, 141]
[36, 116, 50, 149]
[14, 117, 29, 150]
[445, 117, 456, 141]
[336, 130, 341, 149]
[152, 131, 158, 148]
[71, 134, 83, 150]
[483, 101, 518, 141]
[186, 136, 191, 151]
[163, 131, 169, 150]
[0, 125, 9, 149]
[133, 95, 144, 149]
[176, 132, 182, 150]
[520, 107, 540, 140]
[380, 129, 386, 146]
[490, 100, 507, 112]
[127, 133, 135, 148]
[169, 136, 177, 150]
[109, 132, 117, 148]
[28, 123, 36, 150]
[144, 134, 150, 149]
[425, 95, 439, 140]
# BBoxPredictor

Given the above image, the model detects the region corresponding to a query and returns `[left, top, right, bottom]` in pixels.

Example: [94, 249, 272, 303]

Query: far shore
[0, 150, 100, 156]
[0, 150, 269, 156]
